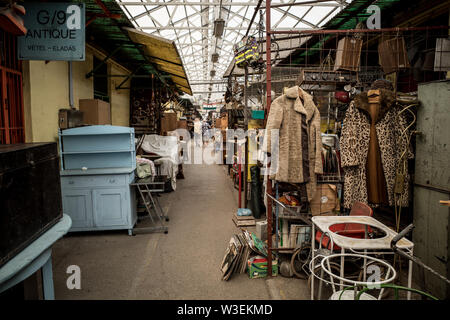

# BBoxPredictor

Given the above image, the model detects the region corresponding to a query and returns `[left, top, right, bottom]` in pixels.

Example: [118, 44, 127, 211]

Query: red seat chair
[315, 202, 373, 251]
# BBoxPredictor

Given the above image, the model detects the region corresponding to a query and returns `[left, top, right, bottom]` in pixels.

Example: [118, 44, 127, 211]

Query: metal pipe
[266, 0, 273, 278]
[269, 25, 450, 35]
[244, 66, 249, 209]
[391, 224, 450, 286]
[68, 61, 74, 109]
[245, 0, 264, 37]
[117, 1, 340, 6]
[414, 183, 450, 194]
[238, 163, 242, 208]
[270, 0, 337, 8]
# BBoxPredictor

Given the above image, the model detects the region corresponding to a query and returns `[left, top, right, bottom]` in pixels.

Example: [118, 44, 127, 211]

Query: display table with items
[59, 126, 137, 235]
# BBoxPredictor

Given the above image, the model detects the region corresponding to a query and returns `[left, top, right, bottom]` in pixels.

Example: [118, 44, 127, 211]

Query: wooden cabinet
[60, 175, 136, 233]
[93, 188, 128, 227]
[59, 126, 137, 234]
[62, 189, 94, 229]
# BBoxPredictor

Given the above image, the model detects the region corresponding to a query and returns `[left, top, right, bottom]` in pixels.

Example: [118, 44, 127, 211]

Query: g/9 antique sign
[18, 3, 85, 61]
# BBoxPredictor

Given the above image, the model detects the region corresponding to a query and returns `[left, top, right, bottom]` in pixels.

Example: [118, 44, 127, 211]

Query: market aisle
[52, 163, 309, 299]
[127, 163, 271, 299]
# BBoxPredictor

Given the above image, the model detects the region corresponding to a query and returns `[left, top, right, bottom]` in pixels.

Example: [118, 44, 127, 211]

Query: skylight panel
[318, 7, 340, 27]
[152, 7, 170, 26]
[135, 15, 155, 27]
[270, 10, 283, 28]
[288, 5, 310, 19]
[125, 5, 147, 18]
[303, 6, 336, 26]
[185, 5, 196, 16]
[172, 7, 185, 22]
[276, 15, 298, 28]
[144, 5, 157, 11]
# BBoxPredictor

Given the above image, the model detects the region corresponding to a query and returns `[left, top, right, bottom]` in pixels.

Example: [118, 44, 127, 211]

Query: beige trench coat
[264, 86, 323, 201]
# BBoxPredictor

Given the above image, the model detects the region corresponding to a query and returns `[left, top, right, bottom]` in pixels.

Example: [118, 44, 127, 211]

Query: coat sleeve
[263, 98, 283, 154]
[312, 108, 324, 175]
[339, 103, 360, 167]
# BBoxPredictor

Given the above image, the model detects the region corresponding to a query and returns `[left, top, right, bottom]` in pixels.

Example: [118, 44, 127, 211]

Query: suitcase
[0, 143, 62, 268]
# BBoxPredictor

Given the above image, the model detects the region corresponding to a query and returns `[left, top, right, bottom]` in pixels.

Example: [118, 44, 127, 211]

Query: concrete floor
[52, 163, 310, 300]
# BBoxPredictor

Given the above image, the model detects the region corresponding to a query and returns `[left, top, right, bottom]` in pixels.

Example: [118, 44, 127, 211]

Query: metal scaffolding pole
[266, 0, 273, 277]
[244, 66, 249, 209]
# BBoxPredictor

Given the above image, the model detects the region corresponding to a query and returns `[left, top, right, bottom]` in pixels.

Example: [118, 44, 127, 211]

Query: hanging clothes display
[340, 88, 413, 209]
[264, 86, 323, 201]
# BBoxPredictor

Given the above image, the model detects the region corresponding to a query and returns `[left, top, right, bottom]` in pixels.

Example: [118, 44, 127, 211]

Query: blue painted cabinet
[62, 189, 94, 229]
[59, 126, 137, 234]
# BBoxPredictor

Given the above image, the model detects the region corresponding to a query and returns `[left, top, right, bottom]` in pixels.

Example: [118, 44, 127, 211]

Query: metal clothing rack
[263, 0, 450, 275]
[130, 176, 169, 235]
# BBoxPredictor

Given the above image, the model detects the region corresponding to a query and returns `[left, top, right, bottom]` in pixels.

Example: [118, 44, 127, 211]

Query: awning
[124, 27, 192, 95]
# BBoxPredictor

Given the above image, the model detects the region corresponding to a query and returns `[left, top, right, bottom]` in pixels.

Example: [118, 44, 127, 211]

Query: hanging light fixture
[210, 70, 216, 77]
[211, 53, 219, 63]
[213, 18, 225, 38]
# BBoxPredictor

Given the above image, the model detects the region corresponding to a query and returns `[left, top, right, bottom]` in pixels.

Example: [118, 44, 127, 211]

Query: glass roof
[116, 1, 350, 101]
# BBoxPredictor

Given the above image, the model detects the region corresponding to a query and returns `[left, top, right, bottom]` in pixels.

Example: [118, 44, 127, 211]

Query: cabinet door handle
[68, 181, 74, 184]
[109, 179, 115, 183]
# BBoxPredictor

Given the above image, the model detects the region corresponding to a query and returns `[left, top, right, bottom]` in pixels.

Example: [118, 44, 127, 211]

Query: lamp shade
[213, 19, 225, 37]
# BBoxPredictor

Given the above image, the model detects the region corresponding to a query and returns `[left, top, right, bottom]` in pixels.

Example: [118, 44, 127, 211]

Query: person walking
[202, 120, 211, 145]
[193, 117, 202, 147]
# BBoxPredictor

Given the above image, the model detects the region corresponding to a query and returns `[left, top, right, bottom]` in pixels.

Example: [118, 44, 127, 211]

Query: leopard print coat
[340, 89, 413, 209]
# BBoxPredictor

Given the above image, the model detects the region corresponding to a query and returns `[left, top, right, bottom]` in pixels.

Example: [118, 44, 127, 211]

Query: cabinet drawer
[61, 175, 127, 188]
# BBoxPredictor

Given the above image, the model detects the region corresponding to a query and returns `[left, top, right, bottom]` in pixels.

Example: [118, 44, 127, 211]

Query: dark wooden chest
[0, 143, 62, 267]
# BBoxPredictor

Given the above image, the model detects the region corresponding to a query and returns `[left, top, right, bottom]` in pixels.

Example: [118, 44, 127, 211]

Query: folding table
[310, 215, 414, 300]
[131, 176, 169, 235]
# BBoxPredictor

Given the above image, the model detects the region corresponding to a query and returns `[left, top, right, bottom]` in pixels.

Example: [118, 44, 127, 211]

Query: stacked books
[232, 208, 256, 227]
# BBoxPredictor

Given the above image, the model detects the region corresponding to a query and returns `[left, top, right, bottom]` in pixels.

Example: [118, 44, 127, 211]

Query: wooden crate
[378, 37, 410, 74]
[334, 37, 363, 72]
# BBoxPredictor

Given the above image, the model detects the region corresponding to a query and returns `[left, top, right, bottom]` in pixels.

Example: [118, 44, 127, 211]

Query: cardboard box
[161, 112, 177, 134]
[378, 37, 410, 74]
[310, 184, 340, 216]
[79, 99, 111, 125]
[334, 37, 363, 72]
[59, 109, 83, 129]
[256, 221, 267, 241]
[247, 256, 278, 279]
